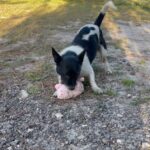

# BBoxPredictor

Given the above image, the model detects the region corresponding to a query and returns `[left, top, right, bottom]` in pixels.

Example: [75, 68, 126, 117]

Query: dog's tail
[94, 0, 116, 27]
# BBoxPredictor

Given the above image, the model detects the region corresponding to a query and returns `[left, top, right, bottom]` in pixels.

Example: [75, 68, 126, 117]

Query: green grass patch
[24, 61, 52, 82]
[1, 0, 149, 39]
[105, 88, 117, 97]
[0, 61, 11, 68]
[25, 71, 42, 82]
[139, 59, 146, 65]
[131, 97, 150, 106]
[114, 0, 150, 22]
[122, 79, 135, 87]
[27, 83, 41, 95]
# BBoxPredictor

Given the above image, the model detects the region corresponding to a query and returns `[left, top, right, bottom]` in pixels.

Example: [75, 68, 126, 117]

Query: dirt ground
[0, 1, 150, 150]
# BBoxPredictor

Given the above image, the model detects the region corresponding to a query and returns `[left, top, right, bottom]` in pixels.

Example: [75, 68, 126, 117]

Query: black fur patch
[100, 29, 107, 49]
[56, 51, 84, 90]
[94, 13, 105, 26]
[72, 26, 99, 63]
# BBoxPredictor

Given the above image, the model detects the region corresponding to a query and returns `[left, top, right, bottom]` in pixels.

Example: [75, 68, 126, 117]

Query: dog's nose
[69, 86, 75, 90]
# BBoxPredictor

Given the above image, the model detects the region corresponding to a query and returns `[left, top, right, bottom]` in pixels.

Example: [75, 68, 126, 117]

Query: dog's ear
[52, 47, 62, 64]
[78, 50, 85, 64]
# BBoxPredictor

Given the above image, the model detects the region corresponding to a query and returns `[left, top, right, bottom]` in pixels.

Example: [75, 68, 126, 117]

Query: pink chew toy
[54, 78, 84, 99]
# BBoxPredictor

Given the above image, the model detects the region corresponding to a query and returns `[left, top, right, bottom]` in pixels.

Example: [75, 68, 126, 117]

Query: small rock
[119, 91, 126, 96]
[127, 94, 132, 98]
[142, 142, 150, 149]
[117, 139, 123, 144]
[146, 134, 150, 138]
[132, 95, 137, 99]
[19, 90, 28, 99]
[82, 124, 88, 127]
[7, 147, 13, 150]
[117, 114, 123, 117]
[102, 138, 108, 144]
[27, 128, 34, 133]
[55, 113, 63, 119]
[78, 135, 84, 140]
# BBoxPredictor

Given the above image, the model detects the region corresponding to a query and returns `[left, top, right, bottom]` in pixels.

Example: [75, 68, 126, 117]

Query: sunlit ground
[0, 1, 150, 148]
[0, 0, 149, 39]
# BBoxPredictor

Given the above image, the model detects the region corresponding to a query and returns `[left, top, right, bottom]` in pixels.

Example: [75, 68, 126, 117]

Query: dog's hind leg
[98, 29, 112, 74]
[98, 46, 112, 74]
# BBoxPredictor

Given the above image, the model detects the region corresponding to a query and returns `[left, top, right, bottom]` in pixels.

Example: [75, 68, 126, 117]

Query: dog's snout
[69, 86, 75, 90]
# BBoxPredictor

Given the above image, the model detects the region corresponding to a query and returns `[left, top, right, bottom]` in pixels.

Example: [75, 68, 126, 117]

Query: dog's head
[52, 47, 85, 90]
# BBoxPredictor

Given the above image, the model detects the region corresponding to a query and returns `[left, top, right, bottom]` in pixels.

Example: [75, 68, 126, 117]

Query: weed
[131, 97, 150, 106]
[105, 88, 117, 97]
[139, 60, 146, 65]
[27, 84, 41, 95]
[122, 79, 135, 87]
[24, 61, 52, 82]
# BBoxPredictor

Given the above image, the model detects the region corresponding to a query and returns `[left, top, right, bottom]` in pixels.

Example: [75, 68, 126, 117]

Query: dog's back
[72, 24, 99, 63]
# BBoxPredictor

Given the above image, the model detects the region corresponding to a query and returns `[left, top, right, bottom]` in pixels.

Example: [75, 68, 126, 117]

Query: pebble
[55, 113, 63, 119]
[117, 139, 123, 144]
[19, 90, 28, 99]
[27, 128, 34, 133]
[7, 147, 13, 150]
[132, 95, 137, 99]
[81, 124, 88, 127]
[102, 138, 108, 144]
[127, 94, 132, 98]
[117, 114, 123, 117]
[142, 142, 150, 149]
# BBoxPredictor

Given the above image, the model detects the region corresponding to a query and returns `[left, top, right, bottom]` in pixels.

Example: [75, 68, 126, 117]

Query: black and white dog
[52, 1, 116, 94]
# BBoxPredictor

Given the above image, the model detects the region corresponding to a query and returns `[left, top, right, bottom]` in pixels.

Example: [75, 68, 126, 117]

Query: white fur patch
[101, 1, 117, 13]
[82, 29, 98, 40]
[60, 45, 83, 56]
[60, 45, 92, 76]
[77, 24, 100, 40]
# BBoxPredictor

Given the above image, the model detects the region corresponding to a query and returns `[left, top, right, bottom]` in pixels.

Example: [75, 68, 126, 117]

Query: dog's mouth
[68, 86, 75, 90]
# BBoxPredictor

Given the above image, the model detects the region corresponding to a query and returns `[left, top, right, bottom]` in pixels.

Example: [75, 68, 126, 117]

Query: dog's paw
[93, 87, 103, 94]
[53, 91, 57, 97]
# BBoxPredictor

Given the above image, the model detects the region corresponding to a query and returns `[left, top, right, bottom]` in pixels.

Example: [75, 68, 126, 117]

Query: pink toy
[54, 78, 84, 99]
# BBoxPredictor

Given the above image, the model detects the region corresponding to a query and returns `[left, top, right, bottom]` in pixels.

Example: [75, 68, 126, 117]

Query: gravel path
[0, 20, 150, 150]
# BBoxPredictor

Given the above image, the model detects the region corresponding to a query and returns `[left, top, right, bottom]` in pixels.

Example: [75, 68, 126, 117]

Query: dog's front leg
[88, 65, 103, 94]
[58, 75, 61, 84]
[53, 75, 61, 97]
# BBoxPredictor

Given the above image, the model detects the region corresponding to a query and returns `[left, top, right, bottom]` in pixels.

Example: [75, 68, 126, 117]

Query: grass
[24, 61, 52, 82]
[131, 97, 150, 106]
[130, 88, 150, 105]
[0, 0, 149, 64]
[122, 79, 135, 87]
[27, 83, 41, 95]
[0, 0, 149, 40]
[113, 0, 150, 22]
[139, 59, 146, 65]
[105, 88, 117, 97]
